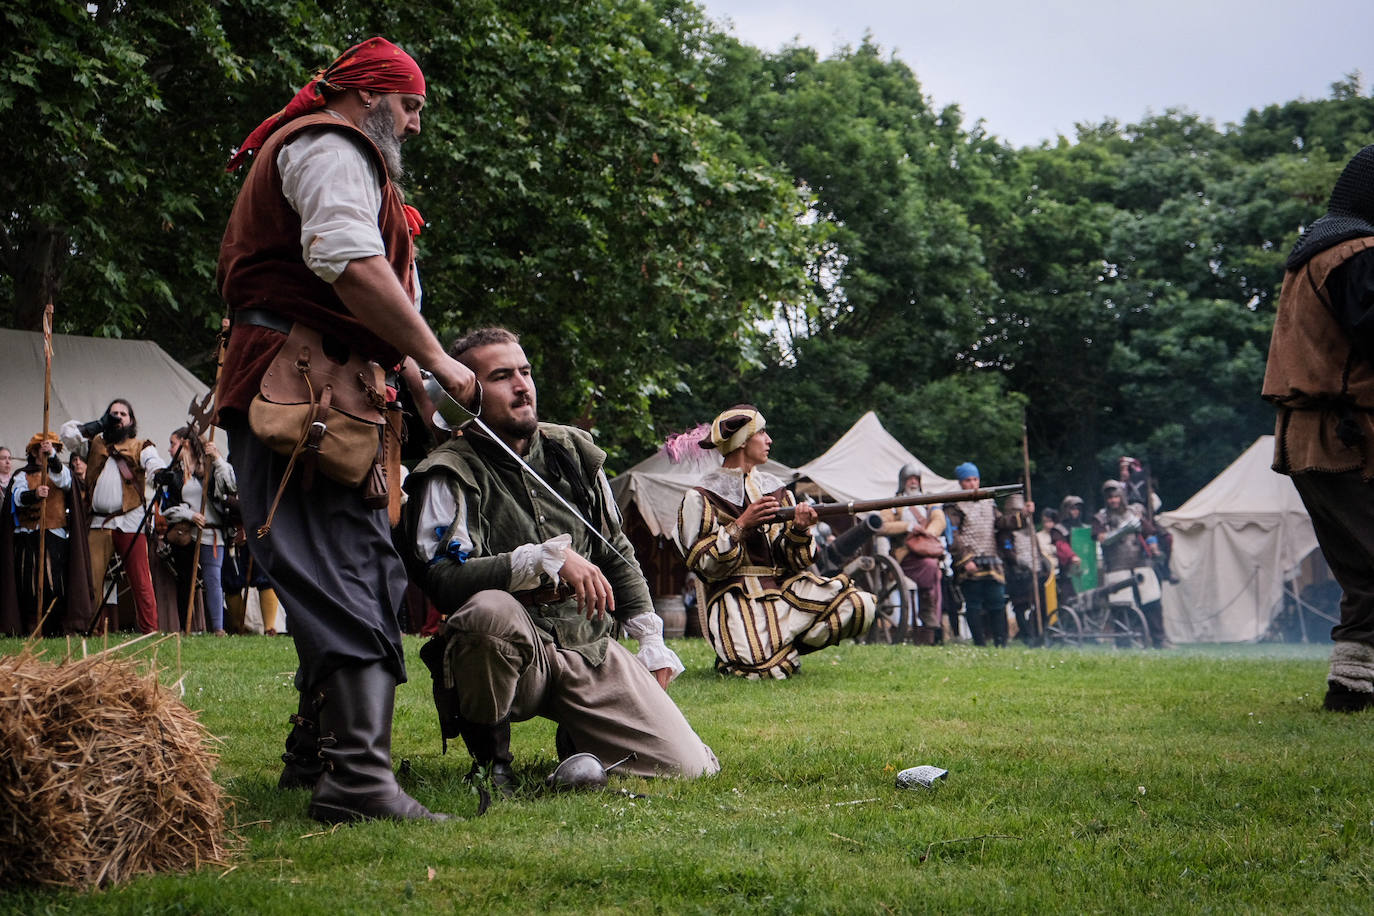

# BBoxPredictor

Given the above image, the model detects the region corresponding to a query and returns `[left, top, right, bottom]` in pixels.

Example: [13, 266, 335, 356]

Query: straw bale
[0, 643, 227, 889]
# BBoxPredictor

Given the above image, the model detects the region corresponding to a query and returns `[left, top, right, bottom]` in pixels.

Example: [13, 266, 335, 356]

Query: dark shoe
[1323, 681, 1374, 712]
[278, 688, 324, 790]
[465, 760, 517, 797]
[308, 664, 450, 824]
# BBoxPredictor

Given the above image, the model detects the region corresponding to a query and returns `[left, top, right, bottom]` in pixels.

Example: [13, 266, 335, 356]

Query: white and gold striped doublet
[679, 467, 874, 679]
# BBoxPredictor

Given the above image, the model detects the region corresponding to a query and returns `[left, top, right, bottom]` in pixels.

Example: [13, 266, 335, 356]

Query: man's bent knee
[442, 590, 546, 724]
[445, 590, 533, 642]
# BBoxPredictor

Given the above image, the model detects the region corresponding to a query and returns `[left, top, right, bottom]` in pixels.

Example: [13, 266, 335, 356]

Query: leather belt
[513, 583, 576, 607]
[233, 308, 294, 335]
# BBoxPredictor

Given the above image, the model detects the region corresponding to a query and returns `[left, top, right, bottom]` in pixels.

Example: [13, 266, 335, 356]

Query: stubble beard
[507, 399, 539, 441]
[488, 396, 539, 444]
[362, 100, 405, 186]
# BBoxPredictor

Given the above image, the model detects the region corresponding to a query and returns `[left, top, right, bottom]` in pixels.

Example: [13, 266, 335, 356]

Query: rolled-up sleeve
[278, 129, 385, 282]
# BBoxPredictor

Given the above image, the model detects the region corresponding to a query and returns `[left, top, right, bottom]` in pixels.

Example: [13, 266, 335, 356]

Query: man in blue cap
[944, 462, 1018, 646]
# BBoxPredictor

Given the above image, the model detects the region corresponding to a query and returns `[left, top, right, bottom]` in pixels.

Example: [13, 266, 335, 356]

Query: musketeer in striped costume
[678, 406, 874, 679]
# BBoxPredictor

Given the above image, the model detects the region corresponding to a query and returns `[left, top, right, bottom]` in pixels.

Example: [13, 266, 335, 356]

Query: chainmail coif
[1288, 144, 1374, 270]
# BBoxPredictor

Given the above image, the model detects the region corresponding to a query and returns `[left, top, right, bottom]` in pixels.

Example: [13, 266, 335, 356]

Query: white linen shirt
[277, 113, 423, 307]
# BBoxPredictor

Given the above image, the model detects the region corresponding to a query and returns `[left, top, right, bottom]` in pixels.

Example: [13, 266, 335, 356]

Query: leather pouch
[246, 324, 387, 536]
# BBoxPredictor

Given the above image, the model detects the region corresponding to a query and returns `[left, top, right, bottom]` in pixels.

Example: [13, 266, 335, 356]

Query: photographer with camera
[61, 399, 165, 634]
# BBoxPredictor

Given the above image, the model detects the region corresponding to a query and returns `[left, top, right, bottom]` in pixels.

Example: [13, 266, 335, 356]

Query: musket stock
[772, 483, 1024, 522]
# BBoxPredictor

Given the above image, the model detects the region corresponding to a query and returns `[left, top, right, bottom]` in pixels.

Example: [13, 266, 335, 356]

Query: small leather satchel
[247, 324, 387, 535]
[166, 519, 199, 548]
[905, 529, 946, 558]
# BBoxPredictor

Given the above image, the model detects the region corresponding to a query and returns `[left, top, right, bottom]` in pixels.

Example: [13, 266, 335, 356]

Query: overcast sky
[694, 0, 1374, 148]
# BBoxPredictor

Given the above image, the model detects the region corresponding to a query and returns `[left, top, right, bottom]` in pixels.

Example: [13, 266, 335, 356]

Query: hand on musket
[734, 496, 816, 530]
[736, 495, 781, 530]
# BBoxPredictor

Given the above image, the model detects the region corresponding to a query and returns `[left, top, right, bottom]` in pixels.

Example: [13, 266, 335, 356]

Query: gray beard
[362, 102, 405, 184]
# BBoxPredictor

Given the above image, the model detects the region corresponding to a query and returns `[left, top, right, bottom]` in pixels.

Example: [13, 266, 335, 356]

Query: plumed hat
[701, 405, 766, 454]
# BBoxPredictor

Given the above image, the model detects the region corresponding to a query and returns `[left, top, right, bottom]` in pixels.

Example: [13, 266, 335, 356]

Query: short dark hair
[448, 328, 520, 367]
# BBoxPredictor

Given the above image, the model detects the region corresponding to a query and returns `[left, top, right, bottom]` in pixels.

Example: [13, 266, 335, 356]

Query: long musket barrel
[772, 483, 1024, 521]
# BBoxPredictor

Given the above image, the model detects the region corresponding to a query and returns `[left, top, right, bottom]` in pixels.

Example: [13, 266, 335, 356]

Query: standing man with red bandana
[217, 37, 476, 824]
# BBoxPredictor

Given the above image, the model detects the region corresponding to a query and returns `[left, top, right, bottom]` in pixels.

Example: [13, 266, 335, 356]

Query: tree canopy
[5, 0, 1373, 508]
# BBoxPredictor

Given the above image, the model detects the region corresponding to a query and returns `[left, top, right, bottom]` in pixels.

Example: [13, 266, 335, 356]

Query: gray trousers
[228, 423, 407, 690]
[442, 590, 719, 778]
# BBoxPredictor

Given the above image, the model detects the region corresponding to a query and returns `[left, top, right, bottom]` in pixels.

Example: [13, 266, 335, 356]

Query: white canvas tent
[795, 411, 953, 502]
[1157, 436, 1320, 643]
[0, 329, 212, 458]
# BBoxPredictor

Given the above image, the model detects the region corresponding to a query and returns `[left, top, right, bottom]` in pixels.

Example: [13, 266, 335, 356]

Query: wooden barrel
[652, 595, 687, 639]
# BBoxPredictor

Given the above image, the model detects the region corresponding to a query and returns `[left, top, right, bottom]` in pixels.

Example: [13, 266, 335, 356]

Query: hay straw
[0, 641, 228, 889]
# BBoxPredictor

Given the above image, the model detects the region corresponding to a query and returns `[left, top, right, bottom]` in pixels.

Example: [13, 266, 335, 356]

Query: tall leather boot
[308, 663, 449, 824]
[278, 687, 324, 790]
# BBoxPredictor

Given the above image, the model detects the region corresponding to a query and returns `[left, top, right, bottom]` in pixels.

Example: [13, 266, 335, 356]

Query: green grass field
[1, 635, 1369, 914]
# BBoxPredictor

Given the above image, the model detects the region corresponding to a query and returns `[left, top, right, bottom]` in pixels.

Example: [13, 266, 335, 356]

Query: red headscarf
[226, 36, 426, 172]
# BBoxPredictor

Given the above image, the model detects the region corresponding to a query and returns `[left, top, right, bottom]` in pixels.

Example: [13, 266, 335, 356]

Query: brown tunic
[1262, 235, 1374, 477]
[15, 468, 67, 531]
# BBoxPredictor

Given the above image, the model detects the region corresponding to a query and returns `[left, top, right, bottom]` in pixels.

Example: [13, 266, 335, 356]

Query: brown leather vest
[17, 468, 67, 530]
[216, 112, 412, 416]
[1263, 236, 1374, 476]
[85, 436, 153, 515]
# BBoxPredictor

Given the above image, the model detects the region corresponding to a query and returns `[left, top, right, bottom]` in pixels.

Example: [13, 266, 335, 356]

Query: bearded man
[216, 37, 477, 823]
[1262, 143, 1374, 711]
[679, 406, 874, 678]
[60, 399, 164, 634]
[406, 328, 719, 786]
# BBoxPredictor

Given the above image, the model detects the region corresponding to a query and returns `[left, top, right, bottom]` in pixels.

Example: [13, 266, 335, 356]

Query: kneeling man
[678, 406, 874, 679]
[407, 328, 719, 786]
